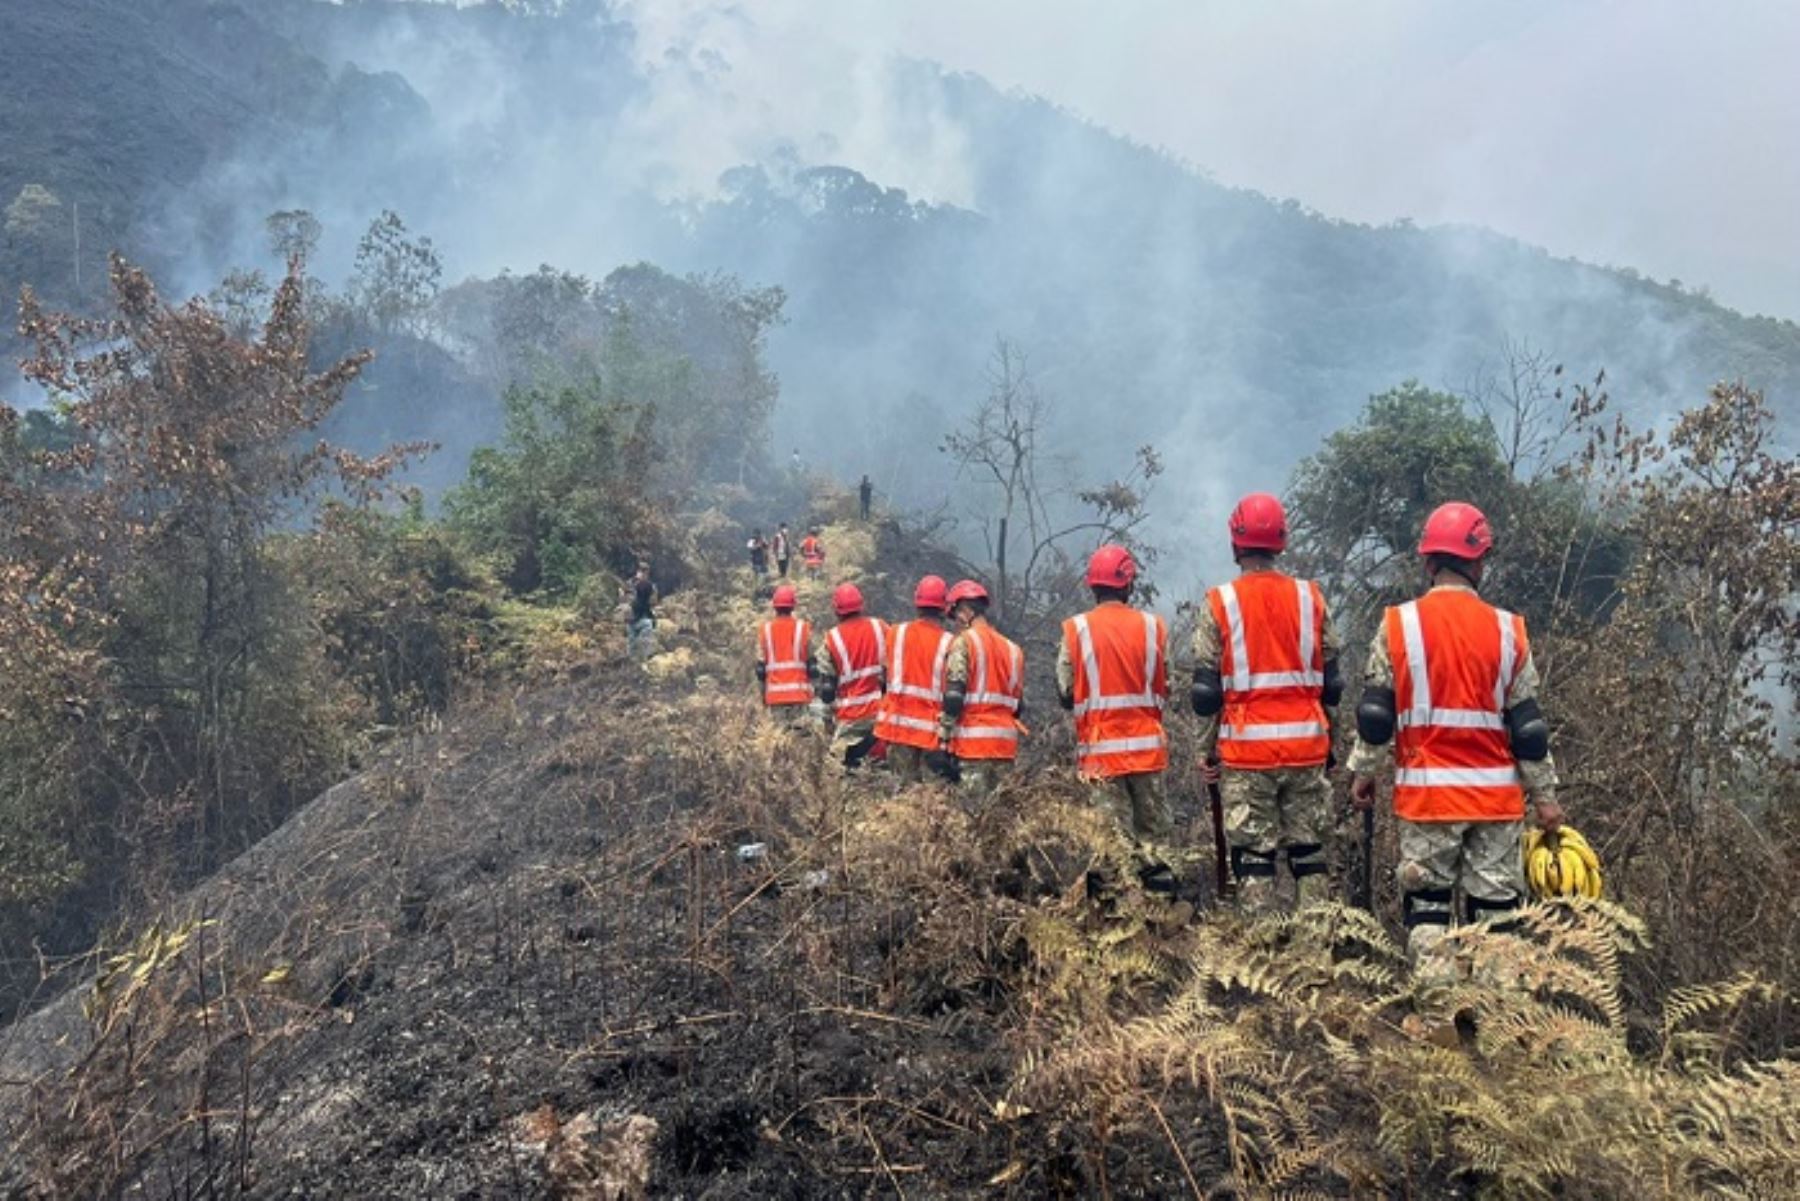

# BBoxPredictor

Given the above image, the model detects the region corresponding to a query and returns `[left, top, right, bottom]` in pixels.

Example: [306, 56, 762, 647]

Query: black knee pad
[1286, 842, 1328, 879]
[843, 733, 878, 769]
[1231, 846, 1278, 879]
[1464, 892, 1523, 932]
[1403, 887, 1454, 929]
[1137, 863, 1178, 895]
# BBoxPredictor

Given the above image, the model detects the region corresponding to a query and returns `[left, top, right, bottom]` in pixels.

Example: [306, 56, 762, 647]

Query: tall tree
[5, 253, 419, 888]
[350, 210, 441, 336]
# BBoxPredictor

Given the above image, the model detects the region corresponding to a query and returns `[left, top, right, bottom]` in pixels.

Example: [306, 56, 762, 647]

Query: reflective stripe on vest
[880, 713, 941, 736]
[828, 618, 887, 720]
[1067, 605, 1168, 776]
[760, 617, 812, 706]
[1389, 593, 1527, 822]
[1219, 720, 1329, 742]
[875, 620, 951, 750]
[951, 624, 1024, 761]
[1210, 574, 1330, 768]
[1395, 765, 1520, 788]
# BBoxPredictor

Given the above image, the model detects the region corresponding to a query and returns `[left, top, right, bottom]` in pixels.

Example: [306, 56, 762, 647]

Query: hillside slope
[4, 521, 1795, 1199]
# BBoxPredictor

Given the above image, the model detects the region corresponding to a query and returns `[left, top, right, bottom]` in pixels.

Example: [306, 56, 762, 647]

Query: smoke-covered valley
[5, 0, 1798, 579]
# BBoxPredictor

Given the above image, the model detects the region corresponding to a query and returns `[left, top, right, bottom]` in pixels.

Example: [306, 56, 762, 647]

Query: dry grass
[3, 516, 1796, 1197]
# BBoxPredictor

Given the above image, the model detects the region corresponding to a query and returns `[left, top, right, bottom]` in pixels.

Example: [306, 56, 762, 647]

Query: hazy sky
[625, 0, 1800, 320]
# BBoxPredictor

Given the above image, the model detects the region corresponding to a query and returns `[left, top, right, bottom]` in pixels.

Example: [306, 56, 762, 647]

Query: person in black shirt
[858, 475, 874, 521]
[747, 531, 770, 579]
[626, 563, 657, 660]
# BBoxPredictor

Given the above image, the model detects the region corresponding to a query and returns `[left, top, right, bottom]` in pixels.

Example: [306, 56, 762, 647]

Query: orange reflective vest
[758, 615, 813, 707]
[1064, 603, 1168, 777]
[1386, 589, 1528, 822]
[950, 622, 1024, 761]
[826, 615, 888, 724]
[1207, 571, 1330, 769]
[800, 536, 824, 566]
[874, 619, 951, 750]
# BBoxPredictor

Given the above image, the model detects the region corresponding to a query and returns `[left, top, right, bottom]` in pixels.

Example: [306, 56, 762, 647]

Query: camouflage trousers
[887, 743, 929, 783]
[1398, 818, 1525, 968]
[829, 718, 879, 769]
[1088, 770, 1171, 845]
[766, 701, 813, 728]
[626, 617, 657, 661]
[1223, 765, 1332, 912]
[1086, 771, 1177, 893]
[958, 757, 1012, 799]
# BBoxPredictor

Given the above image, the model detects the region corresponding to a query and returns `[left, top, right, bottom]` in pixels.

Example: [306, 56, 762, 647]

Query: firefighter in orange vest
[1057, 546, 1175, 893]
[755, 584, 814, 723]
[1348, 502, 1564, 967]
[938, 580, 1025, 797]
[1191, 494, 1341, 911]
[874, 576, 953, 783]
[800, 528, 826, 577]
[814, 582, 889, 768]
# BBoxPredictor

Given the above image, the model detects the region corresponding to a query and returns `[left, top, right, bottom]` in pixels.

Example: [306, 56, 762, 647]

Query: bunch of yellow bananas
[1524, 825, 1603, 900]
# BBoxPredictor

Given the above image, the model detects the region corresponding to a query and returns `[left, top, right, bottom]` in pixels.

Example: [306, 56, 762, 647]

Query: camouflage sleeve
[1055, 635, 1075, 707]
[939, 635, 971, 741]
[1320, 593, 1342, 662]
[1345, 628, 1393, 776]
[1154, 616, 1170, 702]
[1190, 604, 1222, 757]
[812, 638, 838, 686]
[1507, 646, 1559, 806]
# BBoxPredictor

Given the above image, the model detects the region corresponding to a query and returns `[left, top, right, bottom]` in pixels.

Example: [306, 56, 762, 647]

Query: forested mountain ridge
[0, 0, 427, 321]
[4, 0, 1796, 542]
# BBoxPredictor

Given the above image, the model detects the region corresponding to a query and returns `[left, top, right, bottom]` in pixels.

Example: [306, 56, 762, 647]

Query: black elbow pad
[1057, 689, 1074, 712]
[755, 662, 767, 682]
[818, 679, 837, 704]
[1506, 698, 1550, 761]
[942, 689, 966, 719]
[1322, 660, 1343, 708]
[1190, 668, 1223, 717]
[1356, 686, 1396, 745]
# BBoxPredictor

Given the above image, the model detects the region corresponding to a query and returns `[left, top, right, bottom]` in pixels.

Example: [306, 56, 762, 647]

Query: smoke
[130, 0, 1797, 591]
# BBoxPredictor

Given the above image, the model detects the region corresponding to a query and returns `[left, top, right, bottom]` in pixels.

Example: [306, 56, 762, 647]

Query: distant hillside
[669, 72, 1800, 533]
[4, 0, 1796, 567]
[0, 0, 426, 316]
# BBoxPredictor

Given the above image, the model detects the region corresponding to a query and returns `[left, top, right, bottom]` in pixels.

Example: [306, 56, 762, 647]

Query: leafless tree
[942, 338, 1162, 634]
[940, 339, 1052, 624]
[1463, 336, 1589, 481]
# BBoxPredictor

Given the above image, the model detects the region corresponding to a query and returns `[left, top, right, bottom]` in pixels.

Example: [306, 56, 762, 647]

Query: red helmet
[771, 584, 798, 610]
[1418, 501, 1494, 559]
[912, 575, 949, 611]
[1086, 544, 1137, 589]
[832, 582, 865, 616]
[946, 579, 989, 608]
[1228, 492, 1288, 552]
